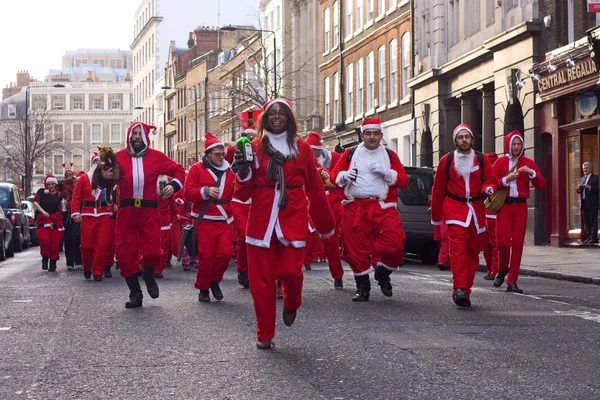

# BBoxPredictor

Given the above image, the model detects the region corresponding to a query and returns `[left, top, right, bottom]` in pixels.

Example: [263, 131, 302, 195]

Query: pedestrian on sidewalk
[577, 162, 598, 245]
[183, 133, 235, 303]
[430, 123, 497, 307]
[32, 175, 65, 272]
[493, 131, 545, 294]
[234, 98, 335, 349]
[482, 152, 500, 280]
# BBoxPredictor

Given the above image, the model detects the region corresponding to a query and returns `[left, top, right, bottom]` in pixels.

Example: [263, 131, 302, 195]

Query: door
[581, 128, 599, 239]
[542, 133, 552, 242]
[565, 133, 581, 239]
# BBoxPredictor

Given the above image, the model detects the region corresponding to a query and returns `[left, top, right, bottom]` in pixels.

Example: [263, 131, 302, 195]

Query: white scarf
[266, 131, 297, 157]
[454, 150, 475, 180]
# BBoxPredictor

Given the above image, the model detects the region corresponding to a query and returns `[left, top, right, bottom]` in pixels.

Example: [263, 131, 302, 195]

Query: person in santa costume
[430, 123, 497, 307]
[234, 98, 335, 349]
[184, 133, 235, 302]
[155, 177, 177, 279]
[492, 131, 545, 293]
[113, 122, 185, 308]
[330, 117, 409, 301]
[305, 131, 345, 288]
[59, 164, 82, 271]
[71, 153, 113, 281]
[482, 152, 500, 280]
[32, 175, 65, 272]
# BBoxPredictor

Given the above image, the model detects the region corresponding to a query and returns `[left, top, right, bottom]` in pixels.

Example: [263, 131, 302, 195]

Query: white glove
[344, 169, 358, 181]
[485, 187, 494, 196]
[369, 162, 388, 176]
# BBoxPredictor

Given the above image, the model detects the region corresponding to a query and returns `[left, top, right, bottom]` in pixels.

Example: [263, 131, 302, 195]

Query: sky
[0, 0, 259, 89]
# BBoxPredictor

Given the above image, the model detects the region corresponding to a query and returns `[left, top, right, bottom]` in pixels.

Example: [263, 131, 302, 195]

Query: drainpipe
[411, 0, 417, 167]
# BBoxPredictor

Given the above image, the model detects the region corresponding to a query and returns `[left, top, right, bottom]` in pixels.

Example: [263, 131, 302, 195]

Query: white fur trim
[384, 169, 398, 186]
[529, 170, 536, 179]
[485, 214, 497, 219]
[378, 262, 397, 271]
[431, 220, 443, 225]
[353, 267, 374, 276]
[452, 126, 473, 141]
[160, 224, 172, 231]
[361, 124, 382, 132]
[205, 141, 224, 151]
[45, 177, 58, 185]
[320, 229, 335, 239]
[232, 197, 252, 204]
[264, 99, 291, 111]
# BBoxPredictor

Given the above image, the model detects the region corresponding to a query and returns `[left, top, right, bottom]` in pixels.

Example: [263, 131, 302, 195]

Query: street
[1, 250, 600, 400]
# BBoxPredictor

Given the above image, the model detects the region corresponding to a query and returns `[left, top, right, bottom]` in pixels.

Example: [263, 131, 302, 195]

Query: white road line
[555, 310, 600, 323]
[0, 327, 12, 331]
[11, 300, 32, 303]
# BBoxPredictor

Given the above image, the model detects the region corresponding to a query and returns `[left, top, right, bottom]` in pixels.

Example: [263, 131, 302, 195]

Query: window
[52, 96, 65, 110]
[72, 155, 83, 173]
[270, 10, 274, 31]
[110, 59, 122, 69]
[486, 0, 495, 26]
[168, 136, 174, 160]
[7, 105, 16, 118]
[167, 98, 174, 120]
[366, 0, 374, 23]
[333, 72, 339, 124]
[465, 0, 480, 37]
[366, 52, 374, 111]
[324, 8, 331, 53]
[53, 154, 64, 176]
[277, 5, 281, 29]
[333, 2, 339, 48]
[567, 0, 574, 44]
[35, 158, 45, 175]
[324, 77, 330, 127]
[388, 0, 396, 11]
[91, 123, 102, 143]
[448, 0, 459, 46]
[356, 0, 363, 31]
[110, 124, 121, 143]
[72, 124, 83, 142]
[346, 0, 353, 37]
[378, 46, 386, 108]
[54, 124, 63, 142]
[402, 33, 410, 99]
[91, 96, 103, 110]
[378, 0, 385, 17]
[346, 64, 354, 119]
[5, 158, 12, 181]
[72, 95, 84, 110]
[33, 96, 46, 110]
[389, 39, 398, 102]
[356, 59, 364, 115]
[111, 99, 122, 110]
[5, 131, 11, 147]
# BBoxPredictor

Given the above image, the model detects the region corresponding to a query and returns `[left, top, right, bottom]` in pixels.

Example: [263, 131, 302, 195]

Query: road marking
[555, 310, 600, 323]
[12, 300, 32, 303]
[0, 327, 12, 331]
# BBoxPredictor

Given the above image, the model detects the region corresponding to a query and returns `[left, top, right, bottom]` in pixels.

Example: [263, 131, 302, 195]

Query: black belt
[504, 197, 527, 205]
[212, 199, 230, 205]
[448, 193, 482, 203]
[82, 201, 107, 207]
[120, 199, 158, 208]
[256, 185, 302, 189]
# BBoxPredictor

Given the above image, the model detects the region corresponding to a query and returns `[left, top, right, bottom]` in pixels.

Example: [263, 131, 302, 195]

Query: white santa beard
[454, 150, 475, 180]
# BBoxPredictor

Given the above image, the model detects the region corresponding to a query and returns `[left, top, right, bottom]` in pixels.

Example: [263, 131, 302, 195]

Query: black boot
[506, 282, 523, 294]
[198, 290, 211, 302]
[374, 265, 393, 297]
[454, 288, 471, 307]
[237, 271, 249, 288]
[125, 275, 143, 308]
[352, 275, 371, 302]
[142, 266, 159, 299]
[41, 257, 49, 271]
[84, 270, 92, 279]
[103, 266, 112, 278]
[493, 271, 507, 287]
[210, 282, 224, 301]
[93, 274, 102, 281]
[48, 259, 57, 272]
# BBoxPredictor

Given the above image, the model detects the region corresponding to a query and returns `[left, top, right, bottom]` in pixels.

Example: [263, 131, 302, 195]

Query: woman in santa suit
[234, 98, 335, 349]
[32, 175, 65, 272]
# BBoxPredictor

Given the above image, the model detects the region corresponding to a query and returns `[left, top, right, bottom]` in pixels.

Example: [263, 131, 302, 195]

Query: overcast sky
[0, 0, 259, 89]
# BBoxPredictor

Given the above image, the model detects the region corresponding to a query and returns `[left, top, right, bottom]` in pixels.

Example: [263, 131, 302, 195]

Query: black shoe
[142, 266, 159, 299]
[437, 263, 451, 271]
[483, 274, 495, 281]
[137, 270, 142, 276]
[84, 270, 92, 280]
[454, 288, 471, 307]
[165, 261, 172, 268]
[334, 278, 344, 289]
[93, 274, 102, 281]
[582, 240, 590, 245]
[42, 257, 49, 271]
[103, 266, 112, 278]
[115, 262, 120, 270]
[352, 275, 371, 302]
[154, 273, 164, 279]
[125, 275, 143, 308]
[237, 271, 249, 288]
[48, 260, 57, 272]
[210, 282, 224, 301]
[493, 271, 507, 287]
[506, 282, 523, 294]
[374, 265, 393, 297]
[589, 240, 599, 245]
[183, 266, 191, 272]
[198, 290, 211, 302]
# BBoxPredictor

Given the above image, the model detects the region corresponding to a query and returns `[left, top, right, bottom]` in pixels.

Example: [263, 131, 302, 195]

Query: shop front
[533, 37, 600, 246]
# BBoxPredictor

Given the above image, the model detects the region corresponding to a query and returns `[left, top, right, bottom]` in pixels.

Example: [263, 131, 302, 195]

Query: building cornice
[130, 16, 163, 49]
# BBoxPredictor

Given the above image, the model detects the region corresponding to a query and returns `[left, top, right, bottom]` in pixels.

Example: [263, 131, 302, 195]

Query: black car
[397, 167, 439, 264]
[21, 200, 38, 246]
[0, 183, 31, 252]
[0, 205, 14, 260]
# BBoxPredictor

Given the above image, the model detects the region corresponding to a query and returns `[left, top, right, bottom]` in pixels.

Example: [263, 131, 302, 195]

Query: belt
[504, 197, 527, 205]
[212, 199, 230, 205]
[120, 198, 159, 208]
[256, 185, 302, 189]
[82, 200, 107, 207]
[448, 193, 482, 203]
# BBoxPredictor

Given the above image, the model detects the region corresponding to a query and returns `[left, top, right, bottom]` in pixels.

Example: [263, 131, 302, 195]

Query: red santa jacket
[235, 136, 335, 248]
[116, 148, 185, 206]
[430, 151, 497, 234]
[493, 132, 546, 198]
[330, 144, 409, 209]
[71, 174, 112, 218]
[183, 159, 235, 224]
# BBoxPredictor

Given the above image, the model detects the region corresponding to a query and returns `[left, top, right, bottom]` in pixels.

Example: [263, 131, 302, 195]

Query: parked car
[397, 167, 439, 264]
[0, 205, 14, 260]
[0, 183, 31, 252]
[21, 200, 38, 246]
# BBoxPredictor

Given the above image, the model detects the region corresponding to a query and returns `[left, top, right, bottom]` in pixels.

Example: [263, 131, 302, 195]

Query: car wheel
[6, 236, 14, 258]
[0, 234, 6, 261]
[13, 232, 23, 253]
[420, 243, 439, 265]
[21, 227, 29, 250]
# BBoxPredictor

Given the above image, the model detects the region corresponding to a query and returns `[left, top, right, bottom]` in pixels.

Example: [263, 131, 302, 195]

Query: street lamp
[220, 25, 277, 98]
[161, 85, 200, 160]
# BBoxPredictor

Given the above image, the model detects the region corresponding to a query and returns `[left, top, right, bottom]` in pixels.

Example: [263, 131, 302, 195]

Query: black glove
[233, 150, 251, 179]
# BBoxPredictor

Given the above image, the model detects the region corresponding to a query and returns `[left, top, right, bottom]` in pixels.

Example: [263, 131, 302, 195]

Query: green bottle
[237, 132, 253, 163]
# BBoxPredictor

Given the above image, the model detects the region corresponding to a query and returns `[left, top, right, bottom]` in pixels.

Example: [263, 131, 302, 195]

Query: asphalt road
[1, 249, 599, 400]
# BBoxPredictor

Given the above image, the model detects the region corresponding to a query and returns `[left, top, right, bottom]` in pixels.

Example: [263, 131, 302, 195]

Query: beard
[131, 141, 145, 152]
[453, 150, 475, 180]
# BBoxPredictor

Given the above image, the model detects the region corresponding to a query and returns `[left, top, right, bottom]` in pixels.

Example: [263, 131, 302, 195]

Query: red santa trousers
[320, 228, 344, 280]
[194, 220, 233, 290]
[247, 235, 304, 341]
[481, 217, 499, 276]
[38, 226, 64, 261]
[104, 217, 117, 267]
[496, 203, 528, 285]
[156, 214, 172, 275]
[436, 221, 451, 267]
[342, 199, 405, 274]
[80, 216, 110, 276]
[232, 202, 250, 273]
[447, 223, 482, 296]
[303, 230, 319, 265]
[116, 207, 162, 278]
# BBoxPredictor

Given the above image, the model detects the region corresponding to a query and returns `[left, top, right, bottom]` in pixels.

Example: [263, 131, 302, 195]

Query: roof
[64, 49, 132, 56]
[47, 66, 131, 77]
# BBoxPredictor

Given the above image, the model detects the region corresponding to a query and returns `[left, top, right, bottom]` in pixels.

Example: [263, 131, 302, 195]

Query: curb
[477, 264, 600, 285]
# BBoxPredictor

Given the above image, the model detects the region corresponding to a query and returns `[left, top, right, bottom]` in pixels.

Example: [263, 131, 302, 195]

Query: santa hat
[244, 124, 258, 136]
[44, 175, 58, 194]
[240, 110, 263, 130]
[504, 130, 525, 158]
[452, 123, 474, 142]
[204, 132, 224, 152]
[263, 98, 292, 112]
[361, 118, 383, 132]
[306, 131, 324, 149]
[90, 152, 100, 166]
[126, 121, 157, 153]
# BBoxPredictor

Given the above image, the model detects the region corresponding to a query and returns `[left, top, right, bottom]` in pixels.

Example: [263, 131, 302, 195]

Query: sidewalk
[479, 244, 600, 285]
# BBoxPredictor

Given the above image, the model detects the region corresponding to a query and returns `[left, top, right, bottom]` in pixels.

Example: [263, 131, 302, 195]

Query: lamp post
[161, 85, 199, 160]
[220, 25, 277, 98]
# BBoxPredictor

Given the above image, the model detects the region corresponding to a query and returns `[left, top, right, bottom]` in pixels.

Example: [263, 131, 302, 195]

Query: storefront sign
[538, 59, 598, 92]
[588, 0, 600, 12]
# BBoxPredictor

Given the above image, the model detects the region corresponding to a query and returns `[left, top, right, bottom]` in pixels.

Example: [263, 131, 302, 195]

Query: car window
[398, 171, 433, 206]
[12, 187, 20, 208]
[0, 188, 9, 210]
